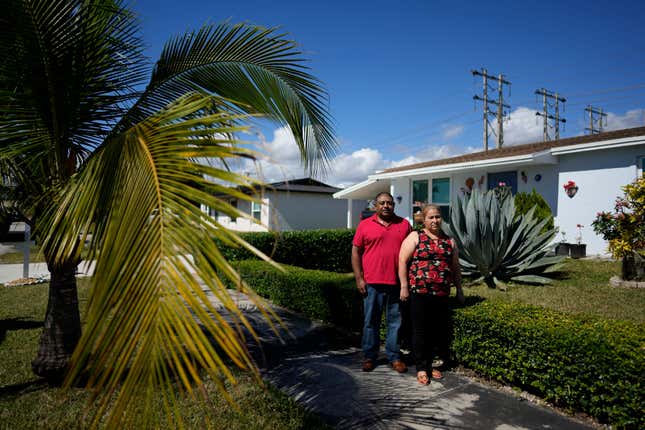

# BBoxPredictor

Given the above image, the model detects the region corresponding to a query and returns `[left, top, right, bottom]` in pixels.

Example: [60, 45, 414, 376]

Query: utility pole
[584, 105, 608, 134]
[535, 88, 566, 141]
[472, 68, 511, 150]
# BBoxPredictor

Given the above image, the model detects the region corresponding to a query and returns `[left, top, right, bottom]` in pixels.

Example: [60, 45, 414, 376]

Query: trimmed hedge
[452, 302, 644, 429]
[215, 229, 354, 273]
[229, 260, 362, 330]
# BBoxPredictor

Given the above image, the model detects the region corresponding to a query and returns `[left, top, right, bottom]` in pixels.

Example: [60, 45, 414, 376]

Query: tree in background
[1, 0, 334, 426]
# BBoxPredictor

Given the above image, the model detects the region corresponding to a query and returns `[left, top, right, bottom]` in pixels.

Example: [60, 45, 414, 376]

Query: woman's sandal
[431, 369, 444, 380]
[416, 371, 430, 385]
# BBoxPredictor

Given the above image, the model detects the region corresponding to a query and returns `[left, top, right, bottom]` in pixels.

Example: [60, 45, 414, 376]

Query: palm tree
[1, 0, 334, 425]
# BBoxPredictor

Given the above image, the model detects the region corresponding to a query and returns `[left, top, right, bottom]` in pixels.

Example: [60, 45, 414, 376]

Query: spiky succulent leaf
[444, 188, 563, 287]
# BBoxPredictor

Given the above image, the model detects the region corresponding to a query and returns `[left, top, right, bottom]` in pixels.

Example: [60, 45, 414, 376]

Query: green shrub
[214, 229, 354, 273]
[452, 301, 644, 429]
[514, 189, 554, 232]
[228, 260, 362, 330]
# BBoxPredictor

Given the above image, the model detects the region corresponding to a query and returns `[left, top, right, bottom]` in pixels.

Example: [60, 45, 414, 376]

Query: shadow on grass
[0, 379, 48, 399]
[0, 318, 43, 344]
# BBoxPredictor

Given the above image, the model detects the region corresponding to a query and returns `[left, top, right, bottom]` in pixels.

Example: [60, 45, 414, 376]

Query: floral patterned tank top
[408, 232, 454, 296]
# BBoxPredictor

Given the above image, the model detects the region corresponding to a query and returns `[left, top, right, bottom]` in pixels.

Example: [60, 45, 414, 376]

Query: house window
[431, 178, 451, 221]
[412, 180, 429, 222]
[251, 201, 262, 221]
[208, 206, 218, 219]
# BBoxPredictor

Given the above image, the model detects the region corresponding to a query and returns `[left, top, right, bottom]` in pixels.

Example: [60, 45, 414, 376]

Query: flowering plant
[563, 180, 577, 191]
[592, 176, 645, 258]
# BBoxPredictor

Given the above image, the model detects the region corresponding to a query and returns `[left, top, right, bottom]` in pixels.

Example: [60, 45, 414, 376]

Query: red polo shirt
[353, 214, 412, 285]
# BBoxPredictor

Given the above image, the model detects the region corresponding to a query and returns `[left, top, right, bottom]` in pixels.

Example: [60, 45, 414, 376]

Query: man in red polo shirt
[352, 192, 412, 372]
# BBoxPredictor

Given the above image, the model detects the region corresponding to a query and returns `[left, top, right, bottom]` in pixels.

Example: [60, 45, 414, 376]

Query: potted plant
[555, 230, 570, 256]
[569, 224, 586, 259]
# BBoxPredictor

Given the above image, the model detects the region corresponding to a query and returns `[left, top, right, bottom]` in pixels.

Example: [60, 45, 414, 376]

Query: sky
[132, 0, 645, 187]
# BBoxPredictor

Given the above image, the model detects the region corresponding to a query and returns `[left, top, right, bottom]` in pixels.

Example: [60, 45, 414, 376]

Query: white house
[205, 178, 365, 232]
[334, 126, 645, 256]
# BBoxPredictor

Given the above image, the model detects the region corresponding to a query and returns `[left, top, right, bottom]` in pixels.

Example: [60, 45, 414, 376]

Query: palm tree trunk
[31, 261, 81, 384]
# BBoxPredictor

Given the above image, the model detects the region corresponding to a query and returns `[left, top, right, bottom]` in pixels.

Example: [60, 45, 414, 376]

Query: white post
[23, 223, 30, 278]
[346, 198, 353, 228]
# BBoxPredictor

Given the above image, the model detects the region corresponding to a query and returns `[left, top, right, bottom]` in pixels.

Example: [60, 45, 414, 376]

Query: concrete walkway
[207, 290, 596, 430]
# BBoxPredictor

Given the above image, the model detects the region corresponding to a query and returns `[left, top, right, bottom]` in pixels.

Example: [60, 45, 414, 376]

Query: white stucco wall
[555, 145, 645, 255]
[267, 191, 364, 231]
[390, 178, 412, 224]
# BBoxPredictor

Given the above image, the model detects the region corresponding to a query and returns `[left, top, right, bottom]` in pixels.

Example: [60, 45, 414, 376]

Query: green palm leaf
[43, 93, 280, 427]
[116, 22, 336, 174]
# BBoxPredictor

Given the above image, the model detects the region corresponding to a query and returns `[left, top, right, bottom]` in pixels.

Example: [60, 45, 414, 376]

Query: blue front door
[488, 171, 518, 194]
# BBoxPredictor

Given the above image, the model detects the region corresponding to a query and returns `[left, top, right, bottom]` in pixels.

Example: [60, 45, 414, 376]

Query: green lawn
[0, 244, 45, 264]
[0, 280, 329, 429]
[464, 258, 645, 323]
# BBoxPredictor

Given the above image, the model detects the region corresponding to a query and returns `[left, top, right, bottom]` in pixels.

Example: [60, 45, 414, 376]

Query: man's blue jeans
[362, 284, 401, 362]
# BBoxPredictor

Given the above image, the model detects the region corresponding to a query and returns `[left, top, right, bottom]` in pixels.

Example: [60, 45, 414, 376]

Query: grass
[0, 280, 329, 429]
[463, 258, 645, 323]
[0, 244, 45, 264]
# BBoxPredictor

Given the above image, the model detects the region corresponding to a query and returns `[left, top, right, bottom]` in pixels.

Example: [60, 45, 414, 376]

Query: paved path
[206, 290, 595, 430]
[0, 261, 95, 284]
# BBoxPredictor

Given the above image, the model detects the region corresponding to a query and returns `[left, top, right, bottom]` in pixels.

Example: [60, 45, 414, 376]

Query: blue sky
[133, 0, 645, 186]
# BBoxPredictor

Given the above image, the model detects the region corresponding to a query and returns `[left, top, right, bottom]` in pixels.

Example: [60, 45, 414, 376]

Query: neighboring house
[204, 178, 365, 232]
[334, 126, 645, 255]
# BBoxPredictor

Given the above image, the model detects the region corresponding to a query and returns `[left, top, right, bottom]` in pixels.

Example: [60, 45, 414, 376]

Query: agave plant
[443, 188, 563, 288]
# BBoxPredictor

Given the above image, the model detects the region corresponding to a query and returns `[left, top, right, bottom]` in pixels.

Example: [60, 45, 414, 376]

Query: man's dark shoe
[390, 360, 407, 373]
[362, 359, 375, 372]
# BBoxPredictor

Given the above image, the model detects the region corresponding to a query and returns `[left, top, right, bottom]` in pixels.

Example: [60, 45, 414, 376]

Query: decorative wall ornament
[563, 180, 579, 198]
[465, 177, 475, 190]
[534, 174, 542, 182]
[478, 175, 485, 186]
[521, 171, 528, 183]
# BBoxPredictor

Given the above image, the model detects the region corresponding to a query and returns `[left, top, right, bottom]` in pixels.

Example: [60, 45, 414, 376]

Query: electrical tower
[584, 105, 607, 134]
[535, 88, 566, 141]
[472, 68, 511, 151]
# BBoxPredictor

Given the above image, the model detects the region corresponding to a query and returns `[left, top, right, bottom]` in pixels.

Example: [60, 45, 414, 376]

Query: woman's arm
[398, 232, 418, 301]
[451, 238, 465, 304]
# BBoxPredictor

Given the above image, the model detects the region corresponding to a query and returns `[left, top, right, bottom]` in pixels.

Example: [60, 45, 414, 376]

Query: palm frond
[42, 93, 281, 427]
[116, 22, 336, 175]
[1, 0, 147, 176]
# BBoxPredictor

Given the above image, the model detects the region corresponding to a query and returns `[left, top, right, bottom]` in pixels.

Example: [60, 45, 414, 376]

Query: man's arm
[351, 245, 367, 296]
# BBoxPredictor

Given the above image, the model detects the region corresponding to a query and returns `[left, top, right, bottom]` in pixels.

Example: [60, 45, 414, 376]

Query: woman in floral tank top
[398, 204, 464, 385]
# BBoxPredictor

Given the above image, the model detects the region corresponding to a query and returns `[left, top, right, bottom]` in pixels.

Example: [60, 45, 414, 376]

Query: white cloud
[491, 106, 543, 146]
[232, 126, 475, 188]
[605, 109, 645, 131]
[442, 124, 465, 140]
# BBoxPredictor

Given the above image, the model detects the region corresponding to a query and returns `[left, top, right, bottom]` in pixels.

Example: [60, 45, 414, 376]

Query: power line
[535, 88, 566, 141]
[584, 105, 608, 134]
[472, 68, 511, 151]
